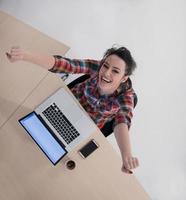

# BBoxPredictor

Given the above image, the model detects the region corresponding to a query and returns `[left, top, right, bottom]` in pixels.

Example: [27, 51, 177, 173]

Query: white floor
[1, 1, 186, 199]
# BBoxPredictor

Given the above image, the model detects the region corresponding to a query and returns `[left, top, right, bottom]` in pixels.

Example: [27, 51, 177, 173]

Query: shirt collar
[116, 78, 132, 94]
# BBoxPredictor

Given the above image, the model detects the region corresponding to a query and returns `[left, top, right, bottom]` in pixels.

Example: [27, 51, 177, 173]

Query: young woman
[6, 46, 139, 174]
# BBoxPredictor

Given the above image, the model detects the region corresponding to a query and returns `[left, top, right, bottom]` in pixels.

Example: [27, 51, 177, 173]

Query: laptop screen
[19, 112, 67, 165]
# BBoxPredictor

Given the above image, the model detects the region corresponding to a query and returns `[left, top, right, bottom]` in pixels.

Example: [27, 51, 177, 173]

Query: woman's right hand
[6, 46, 55, 70]
[6, 46, 27, 62]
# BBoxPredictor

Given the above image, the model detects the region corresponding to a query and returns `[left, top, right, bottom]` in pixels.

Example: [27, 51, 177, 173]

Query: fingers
[6, 52, 11, 58]
[6, 46, 24, 62]
[121, 165, 133, 174]
[122, 156, 139, 174]
[6, 52, 21, 62]
[124, 157, 139, 169]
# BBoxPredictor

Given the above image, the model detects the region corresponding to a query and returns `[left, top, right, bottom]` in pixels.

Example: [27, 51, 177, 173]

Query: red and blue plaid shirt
[49, 55, 137, 130]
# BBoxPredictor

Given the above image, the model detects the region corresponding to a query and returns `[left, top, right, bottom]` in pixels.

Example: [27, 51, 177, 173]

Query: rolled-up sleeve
[49, 55, 100, 74]
[113, 90, 137, 130]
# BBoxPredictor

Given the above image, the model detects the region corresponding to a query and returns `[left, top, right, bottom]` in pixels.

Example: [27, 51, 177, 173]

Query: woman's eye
[103, 64, 109, 69]
[113, 70, 119, 74]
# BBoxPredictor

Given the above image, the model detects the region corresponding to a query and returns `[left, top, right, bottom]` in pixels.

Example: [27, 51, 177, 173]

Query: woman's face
[98, 54, 128, 95]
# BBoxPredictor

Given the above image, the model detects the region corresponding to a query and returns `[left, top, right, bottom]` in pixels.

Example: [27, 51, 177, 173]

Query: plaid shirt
[49, 55, 137, 130]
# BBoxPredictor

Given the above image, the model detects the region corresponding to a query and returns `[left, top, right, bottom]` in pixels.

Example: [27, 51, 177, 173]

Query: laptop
[19, 88, 97, 165]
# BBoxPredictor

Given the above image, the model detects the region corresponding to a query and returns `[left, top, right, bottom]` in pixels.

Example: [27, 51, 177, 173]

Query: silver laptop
[19, 88, 97, 165]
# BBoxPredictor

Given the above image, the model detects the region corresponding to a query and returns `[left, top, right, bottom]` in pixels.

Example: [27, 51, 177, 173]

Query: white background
[0, 0, 186, 199]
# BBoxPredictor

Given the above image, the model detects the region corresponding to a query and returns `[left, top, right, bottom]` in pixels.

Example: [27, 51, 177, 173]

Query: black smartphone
[78, 139, 99, 158]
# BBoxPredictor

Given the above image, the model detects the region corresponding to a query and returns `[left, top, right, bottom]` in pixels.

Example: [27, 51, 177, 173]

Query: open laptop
[19, 88, 97, 165]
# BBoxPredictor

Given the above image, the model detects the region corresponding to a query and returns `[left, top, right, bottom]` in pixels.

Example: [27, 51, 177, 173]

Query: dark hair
[103, 46, 137, 76]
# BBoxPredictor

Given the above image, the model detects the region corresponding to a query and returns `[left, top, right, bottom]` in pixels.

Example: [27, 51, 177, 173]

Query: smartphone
[78, 139, 99, 158]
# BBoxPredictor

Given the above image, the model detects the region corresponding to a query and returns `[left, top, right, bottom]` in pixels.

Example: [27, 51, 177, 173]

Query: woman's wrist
[122, 154, 132, 162]
[22, 50, 32, 61]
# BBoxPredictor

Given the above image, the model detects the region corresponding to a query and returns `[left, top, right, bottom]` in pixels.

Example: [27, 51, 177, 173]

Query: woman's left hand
[121, 156, 139, 174]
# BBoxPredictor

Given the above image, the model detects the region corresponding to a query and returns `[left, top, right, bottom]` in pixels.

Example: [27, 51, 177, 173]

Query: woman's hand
[114, 123, 140, 175]
[6, 46, 28, 62]
[122, 156, 139, 174]
[6, 46, 55, 70]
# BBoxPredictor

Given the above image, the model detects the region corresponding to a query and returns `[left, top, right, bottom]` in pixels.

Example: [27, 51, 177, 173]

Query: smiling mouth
[101, 77, 112, 83]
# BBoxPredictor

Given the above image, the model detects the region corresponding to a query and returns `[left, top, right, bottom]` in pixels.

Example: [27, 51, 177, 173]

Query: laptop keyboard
[42, 103, 80, 144]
